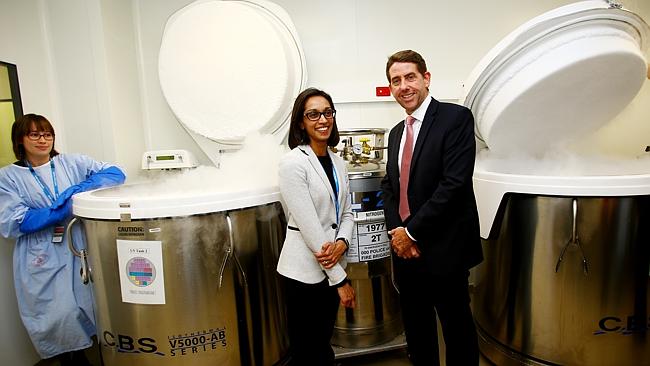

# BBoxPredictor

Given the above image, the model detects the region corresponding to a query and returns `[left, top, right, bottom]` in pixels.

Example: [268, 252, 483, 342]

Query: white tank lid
[158, 0, 306, 149]
[461, 0, 649, 155]
[73, 184, 281, 220]
[461, 1, 650, 238]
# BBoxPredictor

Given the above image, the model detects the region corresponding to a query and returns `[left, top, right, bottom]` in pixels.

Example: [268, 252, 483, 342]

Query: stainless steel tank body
[331, 129, 403, 348]
[473, 194, 650, 366]
[69, 202, 289, 366]
[332, 172, 403, 348]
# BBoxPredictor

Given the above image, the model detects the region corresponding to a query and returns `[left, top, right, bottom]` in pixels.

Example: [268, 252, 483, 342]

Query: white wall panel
[42, 0, 109, 160]
[130, 0, 208, 168]
[0, 0, 58, 136]
[96, 0, 147, 175]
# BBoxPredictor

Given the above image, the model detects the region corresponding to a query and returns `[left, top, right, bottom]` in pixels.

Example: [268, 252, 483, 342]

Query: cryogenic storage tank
[461, 1, 650, 365]
[70, 187, 288, 366]
[67, 0, 307, 365]
[330, 129, 403, 349]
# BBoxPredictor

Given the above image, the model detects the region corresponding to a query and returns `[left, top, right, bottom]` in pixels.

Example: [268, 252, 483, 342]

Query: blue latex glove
[52, 166, 126, 209]
[19, 199, 72, 235]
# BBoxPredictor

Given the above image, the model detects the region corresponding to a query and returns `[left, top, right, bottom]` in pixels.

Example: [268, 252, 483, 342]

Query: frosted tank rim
[348, 169, 385, 179]
[339, 128, 388, 136]
[158, 0, 307, 146]
[473, 170, 650, 238]
[460, 0, 649, 154]
[72, 184, 282, 220]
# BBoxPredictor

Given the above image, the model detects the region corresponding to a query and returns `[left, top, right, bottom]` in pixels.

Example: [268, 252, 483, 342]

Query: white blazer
[276, 144, 354, 286]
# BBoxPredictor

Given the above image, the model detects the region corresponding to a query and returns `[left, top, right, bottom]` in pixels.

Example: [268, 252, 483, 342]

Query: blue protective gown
[0, 154, 124, 358]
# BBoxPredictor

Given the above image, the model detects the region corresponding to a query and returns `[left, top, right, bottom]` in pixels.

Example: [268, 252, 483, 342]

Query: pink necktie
[399, 116, 415, 221]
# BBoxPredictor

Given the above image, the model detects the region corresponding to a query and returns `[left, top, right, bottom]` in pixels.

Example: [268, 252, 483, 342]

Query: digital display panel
[155, 155, 175, 161]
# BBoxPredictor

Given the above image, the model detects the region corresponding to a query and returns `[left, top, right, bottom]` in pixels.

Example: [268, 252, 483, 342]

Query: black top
[317, 155, 337, 199]
[318, 153, 349, 287]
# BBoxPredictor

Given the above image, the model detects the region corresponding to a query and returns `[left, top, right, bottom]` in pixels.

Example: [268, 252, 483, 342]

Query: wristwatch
[336, 237, 350, 251]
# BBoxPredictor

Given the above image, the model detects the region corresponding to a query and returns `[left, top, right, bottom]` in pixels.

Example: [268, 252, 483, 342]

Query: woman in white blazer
[277, 88, 356, 366]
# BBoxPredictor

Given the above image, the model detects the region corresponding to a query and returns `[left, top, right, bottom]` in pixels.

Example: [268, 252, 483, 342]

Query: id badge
[52, 225, 65, 244]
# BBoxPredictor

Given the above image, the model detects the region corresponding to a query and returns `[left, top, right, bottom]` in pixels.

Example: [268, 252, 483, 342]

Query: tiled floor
[338, 348, 412, 366]
[338, 348, 493, 365]
[335, 332, 494, 366]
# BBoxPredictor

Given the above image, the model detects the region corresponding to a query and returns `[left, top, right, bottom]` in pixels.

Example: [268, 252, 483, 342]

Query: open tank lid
[460, 1, 650, 238]
[72, 184, 281, 220]
[461, 0, 649, 155]
[158, 0, 306, 154]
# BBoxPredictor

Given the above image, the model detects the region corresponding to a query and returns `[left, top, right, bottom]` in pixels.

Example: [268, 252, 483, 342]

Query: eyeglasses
[27, 131, 54, 141]
[304, 109, 336, 121]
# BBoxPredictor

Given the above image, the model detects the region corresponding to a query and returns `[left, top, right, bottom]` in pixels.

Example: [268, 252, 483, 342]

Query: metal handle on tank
[390, 255, 400, 294]
[571, 199, 578, 242]
[555, 199, 589, 275]
[217, 214, 248, 289]
[65, 217, 91, 285]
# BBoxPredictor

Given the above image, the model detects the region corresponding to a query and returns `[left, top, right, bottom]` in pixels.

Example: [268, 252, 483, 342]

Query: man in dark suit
[381, 49, 483, 365]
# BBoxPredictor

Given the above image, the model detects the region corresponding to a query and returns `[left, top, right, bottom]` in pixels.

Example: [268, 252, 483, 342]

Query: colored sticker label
[117, 240, 166, 304]
[126, 257, 156, 287]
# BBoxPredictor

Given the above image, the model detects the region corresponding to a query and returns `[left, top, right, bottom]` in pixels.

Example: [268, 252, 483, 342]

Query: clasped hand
[314, 242, 355, 308]
[315, 240, 346, 269]
[388, 227, 420, 259]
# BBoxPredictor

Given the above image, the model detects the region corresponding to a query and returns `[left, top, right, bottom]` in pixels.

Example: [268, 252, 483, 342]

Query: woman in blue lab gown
[0, 114, 125, 364]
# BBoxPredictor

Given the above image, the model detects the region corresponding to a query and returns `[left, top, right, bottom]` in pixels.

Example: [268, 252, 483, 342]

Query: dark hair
[288, 88, 340, 149]
[386, 50, 428, 81]
[11, 114, 59, 161]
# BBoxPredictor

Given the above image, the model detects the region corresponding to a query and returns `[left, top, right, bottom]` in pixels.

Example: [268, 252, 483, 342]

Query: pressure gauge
[352, 144, 363, 155]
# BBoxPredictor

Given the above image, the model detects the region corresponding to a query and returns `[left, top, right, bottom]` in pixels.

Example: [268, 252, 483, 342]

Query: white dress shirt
[396, 95, 432, 241]
[398, 95, 432, 171]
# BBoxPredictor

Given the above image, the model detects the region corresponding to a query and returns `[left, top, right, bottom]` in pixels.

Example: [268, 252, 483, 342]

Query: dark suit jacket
[381, 97, 483, 276]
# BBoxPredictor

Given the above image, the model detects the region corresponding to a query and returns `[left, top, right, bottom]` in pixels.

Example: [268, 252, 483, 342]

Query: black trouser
[36, 349, 93, 366]
[397, 269, 479, 366]
[283, 276, 340, 366]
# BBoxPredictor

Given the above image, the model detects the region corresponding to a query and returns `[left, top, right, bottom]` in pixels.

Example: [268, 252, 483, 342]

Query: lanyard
[27, 160, 59, 205]
[332, 164, 340, 226]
